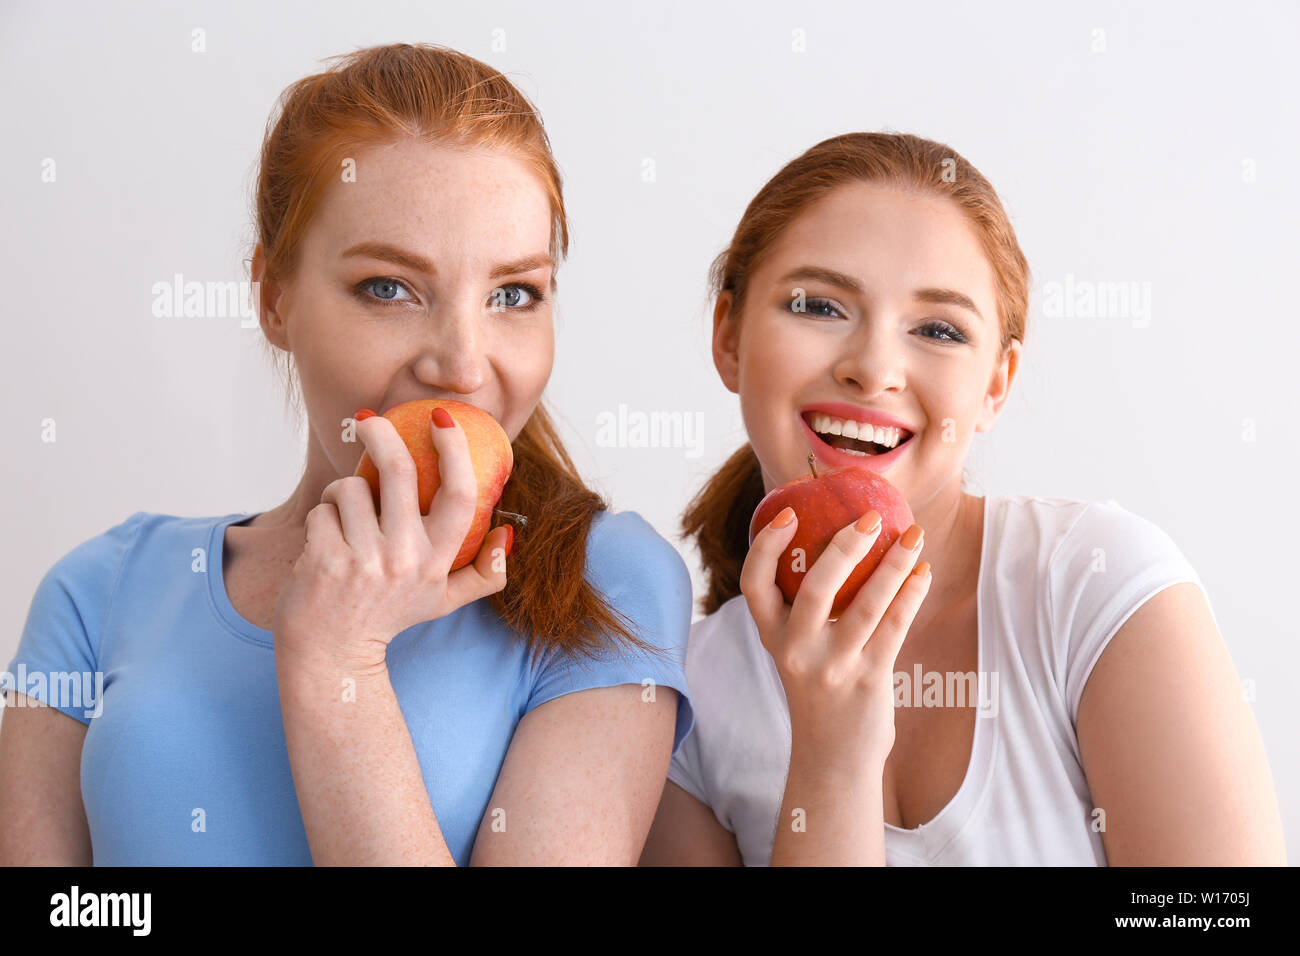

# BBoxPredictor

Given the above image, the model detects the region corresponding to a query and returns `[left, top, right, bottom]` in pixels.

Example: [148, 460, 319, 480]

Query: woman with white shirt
[640, 131, 1286, 866]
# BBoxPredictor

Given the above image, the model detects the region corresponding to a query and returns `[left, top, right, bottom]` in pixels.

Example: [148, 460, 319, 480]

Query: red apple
[749, 455, 914, 618]
[354, 398, 513, 571]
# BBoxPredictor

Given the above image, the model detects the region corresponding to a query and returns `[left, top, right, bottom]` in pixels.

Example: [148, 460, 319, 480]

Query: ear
[711, 290, 741, 394]
[975, 338, 1021, 433]
[251, 243, 291, 352]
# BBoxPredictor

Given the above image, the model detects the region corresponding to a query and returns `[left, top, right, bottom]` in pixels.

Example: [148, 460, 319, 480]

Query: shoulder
[526, 509, 695, 668]
[36, 510, 245, 603]
[1043, 497, 1202, 610]
[8, 512, 155, 703]
[988, 494, 1195, 585]
[1015, 496, 1206, 723]
[520, 510, 697, 751]
[583, 509, 692, 606]
[39, 510, 153, 591]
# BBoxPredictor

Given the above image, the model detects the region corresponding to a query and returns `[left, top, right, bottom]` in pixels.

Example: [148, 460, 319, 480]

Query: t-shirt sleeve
[1048, 500, 1211, 730]
[522, 511, 696, 755]
[1, 513, 144, 724]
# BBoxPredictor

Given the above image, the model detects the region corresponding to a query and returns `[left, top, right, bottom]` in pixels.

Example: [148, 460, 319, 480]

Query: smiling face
[713, 181, 1020, 514]
[255, 137, 556, 479]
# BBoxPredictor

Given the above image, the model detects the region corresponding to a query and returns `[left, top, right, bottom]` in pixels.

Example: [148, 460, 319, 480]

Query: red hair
[682, 132, 1031, 616]
[249, 43, 666, 663]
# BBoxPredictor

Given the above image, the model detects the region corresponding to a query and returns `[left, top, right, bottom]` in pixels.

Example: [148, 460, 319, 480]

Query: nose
[832, 319, 905, 395]
[411, 303, 486, 394]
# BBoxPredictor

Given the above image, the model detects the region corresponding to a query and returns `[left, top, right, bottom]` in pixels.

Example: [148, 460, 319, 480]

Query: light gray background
[2, 0, 1296, 861]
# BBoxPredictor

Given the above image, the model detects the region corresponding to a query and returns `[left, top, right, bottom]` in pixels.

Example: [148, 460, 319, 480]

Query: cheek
[738, 324, 819, 416]
[498, 327, 554, 431]
[510, 326, 553, 390]
[917, 382, 983, 446]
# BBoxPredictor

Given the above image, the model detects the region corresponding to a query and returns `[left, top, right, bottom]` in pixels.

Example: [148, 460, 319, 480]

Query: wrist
[788, 736, 890, 784]
[274, 631, 390, 682]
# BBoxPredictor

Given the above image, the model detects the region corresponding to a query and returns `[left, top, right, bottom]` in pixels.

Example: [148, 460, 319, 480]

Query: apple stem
[808, 454, 818, 480]
[493, 508, 529, 527]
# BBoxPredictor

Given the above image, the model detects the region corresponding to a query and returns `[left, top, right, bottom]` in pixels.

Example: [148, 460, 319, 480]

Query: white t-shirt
[668, 495, 1215, 866]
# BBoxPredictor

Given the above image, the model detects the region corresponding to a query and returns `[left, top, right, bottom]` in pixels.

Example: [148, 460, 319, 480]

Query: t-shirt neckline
[878, 492, 998, 848]
[206, 511, 276, 648]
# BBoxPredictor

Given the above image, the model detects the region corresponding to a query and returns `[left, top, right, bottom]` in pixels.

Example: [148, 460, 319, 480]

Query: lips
[798, 411, 915, 473]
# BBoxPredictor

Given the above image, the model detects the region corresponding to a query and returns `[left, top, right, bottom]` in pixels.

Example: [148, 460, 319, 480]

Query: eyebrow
[341, 241, 554, 281]
[778, 265, 983, 322]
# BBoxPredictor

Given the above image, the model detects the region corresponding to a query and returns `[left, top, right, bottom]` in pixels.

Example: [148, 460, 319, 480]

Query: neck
[908, 482, 984, 615]
[247, 431, 346, 534]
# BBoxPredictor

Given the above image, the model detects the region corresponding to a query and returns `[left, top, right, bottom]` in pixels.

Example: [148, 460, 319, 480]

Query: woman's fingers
[858, 561, 932, 672]
[785, 510, 883, 638]
[303, 501, 344, 560]
[444, 523, 512, 608]
[422, 407, 480, 568]
[319, 475, 382, 553]
[833, 524, 927, 653]
[739, 507, 799, 641]
[354, 412, 423, 539]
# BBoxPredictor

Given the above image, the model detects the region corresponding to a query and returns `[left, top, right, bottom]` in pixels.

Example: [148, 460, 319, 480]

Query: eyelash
[789, 298, 969, 343]
[352, 277, 548, 312]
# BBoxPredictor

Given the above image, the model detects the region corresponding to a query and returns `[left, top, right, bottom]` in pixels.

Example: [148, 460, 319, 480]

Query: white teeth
[809, 413, 906, 449]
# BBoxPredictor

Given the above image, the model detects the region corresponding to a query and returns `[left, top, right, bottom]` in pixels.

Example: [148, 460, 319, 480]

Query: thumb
[444, 523, 512, 609]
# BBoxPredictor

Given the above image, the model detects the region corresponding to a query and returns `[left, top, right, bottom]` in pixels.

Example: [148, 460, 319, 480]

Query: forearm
[770, 746, 888, 866]
[275, 648, 455, 866]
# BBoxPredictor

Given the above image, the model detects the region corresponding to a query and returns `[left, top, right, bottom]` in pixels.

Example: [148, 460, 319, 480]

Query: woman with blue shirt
[0, 43, 694, 866]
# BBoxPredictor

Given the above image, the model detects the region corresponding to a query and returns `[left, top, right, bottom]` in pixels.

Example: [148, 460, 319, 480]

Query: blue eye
[917, 321, 967, 343]
[489, 283, 546, 311]
[354, 277, 416, 307]
[788, 297, 844, 318]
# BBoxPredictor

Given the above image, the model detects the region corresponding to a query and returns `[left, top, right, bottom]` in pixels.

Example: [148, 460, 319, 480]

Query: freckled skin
[250, 138, 556, 535]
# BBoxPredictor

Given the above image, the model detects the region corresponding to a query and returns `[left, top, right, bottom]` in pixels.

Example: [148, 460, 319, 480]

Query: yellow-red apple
[354, 398, 513, 570]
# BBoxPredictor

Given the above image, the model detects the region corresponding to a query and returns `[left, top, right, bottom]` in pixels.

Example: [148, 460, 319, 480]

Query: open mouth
[801, 411, 915, 457]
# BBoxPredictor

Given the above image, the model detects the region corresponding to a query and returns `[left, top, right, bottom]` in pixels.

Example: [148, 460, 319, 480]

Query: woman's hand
[740, 507, 931, 773]
[270, 406, 512, 674]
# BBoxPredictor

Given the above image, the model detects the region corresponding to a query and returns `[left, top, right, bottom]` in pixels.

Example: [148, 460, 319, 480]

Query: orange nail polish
[355, 408, 376, 421]
[914, 561, 931, 578]
[855, 510, 882, 534]
[771, 506, 796, 529]
[900, 525, 924, 551]
[502, 524, 514, 557]
[431, 407, 455, 429]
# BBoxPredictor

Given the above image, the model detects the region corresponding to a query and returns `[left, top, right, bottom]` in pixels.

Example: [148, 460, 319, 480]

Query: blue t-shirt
[2, 508, 695, 865]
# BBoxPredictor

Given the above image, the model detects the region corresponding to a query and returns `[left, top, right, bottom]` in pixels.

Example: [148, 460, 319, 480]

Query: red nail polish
[502, 523, 514, 557]
[431, 407, 455, 429]
[355, 408, 376, 421]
